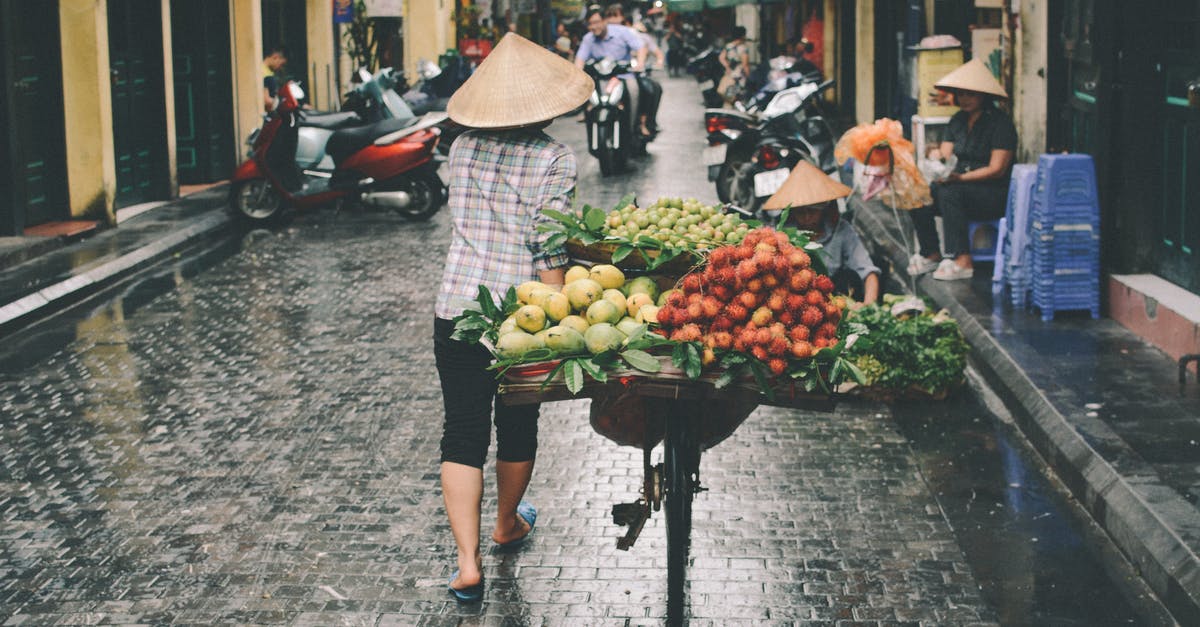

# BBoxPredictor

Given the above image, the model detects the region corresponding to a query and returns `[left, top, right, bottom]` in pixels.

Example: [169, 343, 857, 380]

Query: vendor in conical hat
[908, 57, 1018, 281]
[768, 161, 881, 305]
[435, 33, 591, 603]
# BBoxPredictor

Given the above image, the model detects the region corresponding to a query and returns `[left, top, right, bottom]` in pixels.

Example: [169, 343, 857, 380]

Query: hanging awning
[668, 0, 782, 11]
[667, 0, 705, 12]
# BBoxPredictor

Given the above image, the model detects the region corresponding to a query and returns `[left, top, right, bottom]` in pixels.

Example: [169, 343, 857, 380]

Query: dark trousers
[911, 181, 1008, 257]
[434, 318, 539, 469]
[831, 268, 865, 301]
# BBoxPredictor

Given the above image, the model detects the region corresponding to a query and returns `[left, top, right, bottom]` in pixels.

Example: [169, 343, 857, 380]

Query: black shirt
[946, 106, 1018, 184]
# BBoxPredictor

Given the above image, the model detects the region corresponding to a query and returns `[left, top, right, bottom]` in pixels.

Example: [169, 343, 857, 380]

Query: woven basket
[565, 239, 703, 277]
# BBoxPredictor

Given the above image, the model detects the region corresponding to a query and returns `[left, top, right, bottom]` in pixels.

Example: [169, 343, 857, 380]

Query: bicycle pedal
[611, 501, 644, 526]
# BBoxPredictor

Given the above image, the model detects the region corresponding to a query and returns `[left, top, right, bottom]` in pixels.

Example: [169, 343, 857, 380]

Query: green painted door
[1157, 3, 1200, 293]
[170, 0, 234, 184]
[0, 0, 69, 234]
[109, 0, 169, 208]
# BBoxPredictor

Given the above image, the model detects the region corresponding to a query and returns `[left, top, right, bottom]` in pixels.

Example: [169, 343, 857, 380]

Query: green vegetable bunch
[844, 303, 969, 394]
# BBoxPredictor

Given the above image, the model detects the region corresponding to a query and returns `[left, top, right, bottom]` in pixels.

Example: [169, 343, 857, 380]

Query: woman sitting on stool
[908, 58, 1017, 281]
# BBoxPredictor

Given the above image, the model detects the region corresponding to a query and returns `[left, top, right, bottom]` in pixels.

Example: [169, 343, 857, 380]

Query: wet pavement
[0, 76, 1166, 625]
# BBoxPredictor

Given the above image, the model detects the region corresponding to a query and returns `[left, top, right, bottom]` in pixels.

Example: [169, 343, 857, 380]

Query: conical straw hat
[934, 58, 1007, 98]
[763, 161, 852, 210]
[448, 33, 593, 129]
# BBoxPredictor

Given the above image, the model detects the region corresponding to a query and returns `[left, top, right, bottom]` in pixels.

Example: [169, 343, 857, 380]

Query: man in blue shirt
[575, 6, 649, 136]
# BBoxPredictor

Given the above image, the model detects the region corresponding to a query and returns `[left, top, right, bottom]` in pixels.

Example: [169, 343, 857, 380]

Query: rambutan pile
[655, 227, 843, 376]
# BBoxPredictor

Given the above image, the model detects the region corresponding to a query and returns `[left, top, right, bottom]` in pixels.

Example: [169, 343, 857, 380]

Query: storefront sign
[333, 0, 354, 23]
[363, 0, 403, 17]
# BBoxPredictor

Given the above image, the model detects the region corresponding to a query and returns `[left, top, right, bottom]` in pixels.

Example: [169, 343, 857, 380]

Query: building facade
[1, 0, 455, 236]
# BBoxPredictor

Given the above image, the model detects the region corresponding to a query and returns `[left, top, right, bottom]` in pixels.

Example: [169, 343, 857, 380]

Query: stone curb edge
[850, 196, 1200, 626]
[0, 210, 233, 338]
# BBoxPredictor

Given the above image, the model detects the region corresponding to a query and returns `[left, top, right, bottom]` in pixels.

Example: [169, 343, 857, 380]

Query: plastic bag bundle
[834, 119, 932, 210]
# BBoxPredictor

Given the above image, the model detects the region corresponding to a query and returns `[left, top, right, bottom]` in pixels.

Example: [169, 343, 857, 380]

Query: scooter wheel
[229, 179, 284, 225]
[386, 171, 445, 221]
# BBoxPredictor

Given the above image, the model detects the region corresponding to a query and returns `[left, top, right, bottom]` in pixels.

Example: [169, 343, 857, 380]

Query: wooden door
[1157, 2, 1200, 293]
[109, 0, 169, 208]
[170, 0, 235, 184]
[0, 0, 69, 234]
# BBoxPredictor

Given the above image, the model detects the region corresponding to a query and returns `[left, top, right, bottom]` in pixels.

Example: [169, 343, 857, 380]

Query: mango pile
[495, 264, 674, 360]
[603, 197, 750, 248]
[655, 227, 844, 375]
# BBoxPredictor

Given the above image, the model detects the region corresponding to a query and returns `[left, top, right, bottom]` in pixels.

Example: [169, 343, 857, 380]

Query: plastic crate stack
[996, 164, 1038, 307]
[1028, 154, 1101, 321]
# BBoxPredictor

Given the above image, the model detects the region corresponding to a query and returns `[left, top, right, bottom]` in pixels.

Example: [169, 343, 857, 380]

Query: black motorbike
[687, 47, 724, 108]
[716, 79, 838, 216]
[584, 58, 649, 176]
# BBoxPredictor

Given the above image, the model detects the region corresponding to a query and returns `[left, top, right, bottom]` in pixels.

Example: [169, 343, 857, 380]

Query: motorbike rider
[576, 6, 650, 137]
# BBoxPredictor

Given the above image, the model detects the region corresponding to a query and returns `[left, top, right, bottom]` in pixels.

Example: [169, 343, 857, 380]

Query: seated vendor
[907, 58, 1016, 281]
[765, 161, 881, 305]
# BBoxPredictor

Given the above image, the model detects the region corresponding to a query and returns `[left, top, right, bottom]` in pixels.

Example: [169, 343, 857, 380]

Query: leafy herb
[843, 304, 968, 394]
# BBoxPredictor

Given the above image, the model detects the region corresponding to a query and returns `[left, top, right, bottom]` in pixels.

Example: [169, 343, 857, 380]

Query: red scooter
[229, 82, 447, 224]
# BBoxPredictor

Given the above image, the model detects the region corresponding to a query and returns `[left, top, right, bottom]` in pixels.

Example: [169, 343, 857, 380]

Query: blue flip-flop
[497, 501, 537, 549]
[447, 570, 484, 603]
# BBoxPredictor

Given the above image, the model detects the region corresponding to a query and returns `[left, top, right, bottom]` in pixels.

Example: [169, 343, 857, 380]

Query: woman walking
[434, 33, 592, 603]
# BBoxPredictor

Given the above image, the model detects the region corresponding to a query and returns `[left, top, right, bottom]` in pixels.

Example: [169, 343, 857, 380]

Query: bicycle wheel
[664, 407, 698, 625]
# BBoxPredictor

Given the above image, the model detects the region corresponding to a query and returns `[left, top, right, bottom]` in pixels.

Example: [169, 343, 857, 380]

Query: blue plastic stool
[969, 220, 1000, 262]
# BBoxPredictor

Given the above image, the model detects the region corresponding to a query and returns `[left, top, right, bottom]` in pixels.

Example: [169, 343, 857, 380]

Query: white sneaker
[932, 259, 974, 281]
[907, 254, 940, 275]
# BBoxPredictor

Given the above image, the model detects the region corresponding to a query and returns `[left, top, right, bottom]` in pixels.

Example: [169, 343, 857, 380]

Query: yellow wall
[403, 0, 456, 80]
[1014, 0, 1047, 163]
[160, 0, 178, 197]
[229, 0, 265, 160]
[855, 0, 874, 124]
[59, 0, 116, 223]
[306, 0, 336, 110]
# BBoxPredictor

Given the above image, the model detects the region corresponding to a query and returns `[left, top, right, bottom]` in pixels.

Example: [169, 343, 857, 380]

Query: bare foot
[451, 553, 483, 589]
[491, 511, 531, 546]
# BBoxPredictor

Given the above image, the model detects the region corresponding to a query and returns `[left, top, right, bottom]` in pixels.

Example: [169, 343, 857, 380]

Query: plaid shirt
[435, 129, 575, 320]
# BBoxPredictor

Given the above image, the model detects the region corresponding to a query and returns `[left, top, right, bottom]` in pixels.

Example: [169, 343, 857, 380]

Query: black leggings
[911, 181, 1008, 257]
[434, 317, 539, 468]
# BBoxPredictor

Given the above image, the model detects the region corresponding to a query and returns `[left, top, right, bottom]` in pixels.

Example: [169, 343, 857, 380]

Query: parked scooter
[687, 47, 725, 108]
[713, 79, 837, 216]
[340, 66, 465, 156]
[229, 82, 447, 224]
[583, 58, 649, 176]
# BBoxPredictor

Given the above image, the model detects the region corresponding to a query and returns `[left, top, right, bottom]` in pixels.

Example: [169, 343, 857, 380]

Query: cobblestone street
[0, 77, 1009, 625]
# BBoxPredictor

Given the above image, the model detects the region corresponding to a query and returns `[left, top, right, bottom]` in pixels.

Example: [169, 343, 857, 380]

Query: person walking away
[767, 162, 881, 305]
[665, 22, 686, 77]
[718, 27, 750, 106]
[435, 33, 592, 603]
[575, 6, 650, 137]
[555, 22, 573, 60]
[907, 58, 1016, 281]
[262, 45, 288, 112]
[631, 21, 664, 135]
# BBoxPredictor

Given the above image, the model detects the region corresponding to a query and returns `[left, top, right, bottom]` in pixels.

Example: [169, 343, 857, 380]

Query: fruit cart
[499, 358, 835, 625]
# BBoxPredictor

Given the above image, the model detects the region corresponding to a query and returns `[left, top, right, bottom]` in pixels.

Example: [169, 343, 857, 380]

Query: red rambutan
[768, 337, 789, 356]
[701, 296, 722, 319]
[733, 337, 747, 352]
[710, 284, 733, 303]
[712, 267, 737, 288]
[724, 302, 749, 321]
[762, 274, 779, 289]
[788, 325, 811, 343]
[790, 340, 814, 359]
[679, 323, 703, 342]
[772, 255, 791, 276]
[753, 250, 774, 269]
[767, 293, 786, 312]
[751, 306, 773, 327]
[667, 291, 686, 308]
[788, 249, 811, 269]
[735, 259, 759, 281]
[712, 331, 733, 350]
[805, 289, 826, 307]
[711, 315, 734, 332]
[755, 327, 773, 346]
[823, 304, 842, 324]
[707, 247, 733, 268]
[790, 268, 814, 292]
[687, 301, 703, 320]
[786, 293, 806, 312]
[745, 277, 764, 293]
[750, 345, 769, 361]
[737, 291, 761, 309]
[773, 231, 790, 247]
[681, 274, 703, 294]
[767, 358, 787, 376]
[800, 306, 823, 328]
[778, 311, 796, 326]
[814, 274, 835, 294]
[817, 322, 838, 339]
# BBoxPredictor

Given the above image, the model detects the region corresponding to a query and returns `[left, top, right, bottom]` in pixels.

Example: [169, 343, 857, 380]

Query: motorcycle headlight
[608, 81, 624, 104]
[589, 91, 600, 106]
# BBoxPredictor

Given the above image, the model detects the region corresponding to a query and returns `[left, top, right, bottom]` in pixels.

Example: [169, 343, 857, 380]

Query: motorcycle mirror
[288, 82, 305, 101]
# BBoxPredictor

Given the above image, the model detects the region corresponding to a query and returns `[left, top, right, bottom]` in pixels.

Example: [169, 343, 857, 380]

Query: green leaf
[476, 285, 498, 320]
[577, 358, 608, 383]
[622, 324, 647, 345]
[583, 206, 607, 231]
[545, 232, 568, 251]
[636, 235, 664, 249]
[713, 367, 737, 389]
[683, 343, 702, 379]
[611, 193, 636, 212]
[522, 348, 555, 362]
[747, 360, 776, 401]
[538, 360, 568, 391]
[843, 359, 867, 385]
[578, 232, 599, 245]
[564, 360, 584, 394]
[777, 207, 791, 227]
[611, 243, 636, 263]
[501, 287, 520, 316]
[592, 349, 620, 368]
[672, 343, 689, 368]
[541, 208, 578, 224]
[621, 349, 661, 373]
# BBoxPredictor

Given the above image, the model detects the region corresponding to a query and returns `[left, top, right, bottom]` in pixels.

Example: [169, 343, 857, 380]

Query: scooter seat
[298, 111, 362, 130]
[326, 117, 416, 164]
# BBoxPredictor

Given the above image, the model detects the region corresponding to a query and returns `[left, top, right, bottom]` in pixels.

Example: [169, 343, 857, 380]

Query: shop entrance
[1156, 3, 1200, 293]
[262, 0, 308, 95]
[0, 0, 69, 235]
[170, 0, 235, 185]
[108, 0, 170, 208]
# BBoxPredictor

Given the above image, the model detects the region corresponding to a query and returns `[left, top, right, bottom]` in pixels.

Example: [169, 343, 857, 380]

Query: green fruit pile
[494, 264, 677, 361]
[603, 197, 749, 248]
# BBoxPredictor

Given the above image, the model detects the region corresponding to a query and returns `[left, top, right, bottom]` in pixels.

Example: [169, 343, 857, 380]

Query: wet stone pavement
[0, 77, 1012, 625]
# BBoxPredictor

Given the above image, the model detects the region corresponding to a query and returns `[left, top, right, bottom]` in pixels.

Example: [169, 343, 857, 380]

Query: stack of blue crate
[1028, 154, 1101, 321]
[997, 164, 1038, 308]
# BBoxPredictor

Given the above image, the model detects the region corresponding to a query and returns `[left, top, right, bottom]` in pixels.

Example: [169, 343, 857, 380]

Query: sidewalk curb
[850, 196, 1200, 625]
[0, 210, 233, 337]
